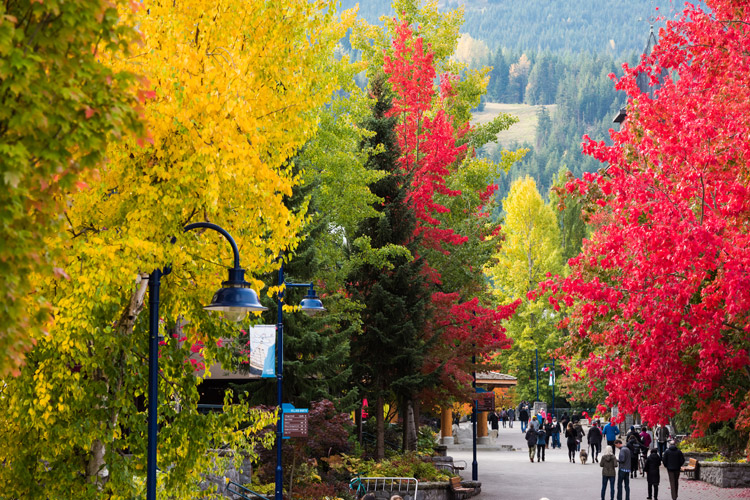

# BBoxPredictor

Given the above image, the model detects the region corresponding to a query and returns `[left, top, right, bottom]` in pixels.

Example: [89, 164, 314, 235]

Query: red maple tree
[547, 0, 750, 435]
[383, 20, 469, 253]
[383, 20, 517, 405]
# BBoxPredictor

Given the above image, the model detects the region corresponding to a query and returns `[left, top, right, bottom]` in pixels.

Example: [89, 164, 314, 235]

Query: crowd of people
[491, 404, 687, 500]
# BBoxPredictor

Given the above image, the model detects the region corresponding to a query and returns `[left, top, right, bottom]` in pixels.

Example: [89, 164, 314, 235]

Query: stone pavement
[446, 423, 750, 500]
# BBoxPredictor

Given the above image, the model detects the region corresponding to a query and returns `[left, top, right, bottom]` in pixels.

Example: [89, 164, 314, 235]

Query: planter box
[699, 461, 750, 488]
[363, 480, 481, 500]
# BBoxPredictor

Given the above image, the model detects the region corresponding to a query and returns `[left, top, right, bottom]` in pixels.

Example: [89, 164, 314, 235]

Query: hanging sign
[249, 325, 277, 378]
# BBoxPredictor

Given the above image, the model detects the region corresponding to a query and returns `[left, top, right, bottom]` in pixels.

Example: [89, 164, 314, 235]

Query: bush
[323, 452, 451, 482]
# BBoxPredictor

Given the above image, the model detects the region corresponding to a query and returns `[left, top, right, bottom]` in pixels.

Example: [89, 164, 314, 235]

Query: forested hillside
[342, 0, 678, 56]
[338, 0, 670, 201]
[483, 51, 633, 201]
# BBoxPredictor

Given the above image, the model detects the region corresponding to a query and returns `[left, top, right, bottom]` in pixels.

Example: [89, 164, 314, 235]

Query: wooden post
[440, 407, 453, 445]
[478, 411, 489, 444]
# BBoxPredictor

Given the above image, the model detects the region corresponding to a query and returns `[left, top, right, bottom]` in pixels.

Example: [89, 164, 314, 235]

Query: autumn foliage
[382, 20, 517, 404]
[548, 0, 750, 434]
[383, 20, 468, 251]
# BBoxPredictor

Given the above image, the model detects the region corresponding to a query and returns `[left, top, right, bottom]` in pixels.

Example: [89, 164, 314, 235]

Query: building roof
[475, 371, 517, 386]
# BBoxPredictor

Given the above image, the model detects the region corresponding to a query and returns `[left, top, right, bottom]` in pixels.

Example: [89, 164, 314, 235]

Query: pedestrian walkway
[447, 423, 750, 500]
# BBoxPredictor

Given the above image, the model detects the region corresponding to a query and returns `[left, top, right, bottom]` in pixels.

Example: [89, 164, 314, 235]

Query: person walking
[530, 412, 540, 431]
[603, 420, 620, 452]
[640, 426, 653, 453]
[615, 439, 631, 500]
[508, 407, 515, 428]
[626, 425, 640, 443]
[550, 417, 562, 449]
[526, 426, 539, 462]
[588, 420, 603, 462]
[626, 435, 641, 478]
[662, 439, 685, 500]
[565, 422, 578, 463]
[656, 424, 671, 458]
[575, 419, 586, 452]
[501, 408, 508, 428]
[520, 405, 529, 433]
[536, 425, 547, 462]
[645, 448, 661, 500]
[544, 419, 554, 448]
[600, 445, 617, 500]
[561, 411, 570, 432]
[489, 410, 499, 439]
[646, 425, 657, 453]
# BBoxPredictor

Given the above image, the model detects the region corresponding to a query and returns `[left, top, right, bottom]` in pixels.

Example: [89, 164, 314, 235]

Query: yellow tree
[0, 1, 355, 498]
[487, 176, 564, 402]
[0, 0, 144, 377]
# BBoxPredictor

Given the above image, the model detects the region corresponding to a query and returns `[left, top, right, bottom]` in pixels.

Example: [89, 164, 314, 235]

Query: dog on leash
[579, 448, 588, 465]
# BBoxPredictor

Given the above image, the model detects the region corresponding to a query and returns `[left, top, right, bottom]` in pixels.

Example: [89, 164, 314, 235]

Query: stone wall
[199, 451, 253, 499]
[698, 462, 750, 488]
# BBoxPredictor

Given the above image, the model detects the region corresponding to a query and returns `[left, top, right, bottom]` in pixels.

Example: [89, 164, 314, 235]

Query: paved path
[446, 423, 750, 500]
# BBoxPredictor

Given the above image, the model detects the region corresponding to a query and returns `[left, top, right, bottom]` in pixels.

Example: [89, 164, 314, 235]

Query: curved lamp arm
[182, 221, 266, 316]
[184, 222, 241, 270]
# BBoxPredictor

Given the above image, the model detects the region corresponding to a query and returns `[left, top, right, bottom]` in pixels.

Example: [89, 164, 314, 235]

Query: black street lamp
[274, 259, 324, 500]
[146, 222, 267, 500]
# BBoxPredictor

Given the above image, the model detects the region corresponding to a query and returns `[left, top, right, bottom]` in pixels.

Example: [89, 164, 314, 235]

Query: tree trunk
[85, 274, 149, 486]
[405, 399, 418, 451]
[86, 439, 106, 488]
[376, 395, 385, 460]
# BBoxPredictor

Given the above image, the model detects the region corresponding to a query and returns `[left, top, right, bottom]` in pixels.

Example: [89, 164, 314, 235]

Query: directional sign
[475, 392, 495, 412]
[283, 407, 309, 438]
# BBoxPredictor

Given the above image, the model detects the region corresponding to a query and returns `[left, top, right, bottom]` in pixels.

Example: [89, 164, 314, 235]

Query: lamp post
[535, 348, 540, 402]
[146, 222, 267, 500]
[274, 259, 324, 500]
[542, 360, 556, 417]
[471, 348, 478, 481]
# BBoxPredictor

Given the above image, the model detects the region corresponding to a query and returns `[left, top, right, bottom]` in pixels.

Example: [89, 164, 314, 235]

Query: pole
[275, 262, 284, 500]
[552, 358, 555, 417]
[471, 350, 478, 481]
[146, 269, 162, 500]
[535, 348, 539, 402]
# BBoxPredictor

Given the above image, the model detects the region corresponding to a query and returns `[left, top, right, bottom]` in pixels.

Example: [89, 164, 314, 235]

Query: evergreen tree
[346, 75, 431, 459]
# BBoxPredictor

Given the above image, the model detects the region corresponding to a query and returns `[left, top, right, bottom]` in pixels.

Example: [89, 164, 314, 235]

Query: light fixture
[298, 285, 325, 316]
[203, 267, 267, 321]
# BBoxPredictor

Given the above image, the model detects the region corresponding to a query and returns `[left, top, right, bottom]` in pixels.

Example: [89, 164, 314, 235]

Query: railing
[226, 480, 271, 500]
[349, 476, 418, 498]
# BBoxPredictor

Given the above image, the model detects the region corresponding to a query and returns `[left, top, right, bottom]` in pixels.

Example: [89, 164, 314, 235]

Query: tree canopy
[546, 0, 750, 435]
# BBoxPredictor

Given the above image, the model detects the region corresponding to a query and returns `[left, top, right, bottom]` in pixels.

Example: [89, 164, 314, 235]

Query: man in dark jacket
[525, 427, 538, 462]
[656, 424, 671, 457]
[519, 405, 530, 433]
[645, 448, 661, 500]
[615, 439, 631, 500]
[489, 411, 499, 439]
[588, 420, 603, 462]
[662, 440, 685, 500]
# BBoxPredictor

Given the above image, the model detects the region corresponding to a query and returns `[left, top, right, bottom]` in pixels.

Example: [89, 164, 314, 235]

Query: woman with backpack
[565, 422, 578, 463]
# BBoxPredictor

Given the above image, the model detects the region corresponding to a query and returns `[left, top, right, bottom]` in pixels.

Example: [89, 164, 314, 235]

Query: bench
[425, 456, 467, 474]
[449, 476, 474, 499]
[681, 458, 698, 479]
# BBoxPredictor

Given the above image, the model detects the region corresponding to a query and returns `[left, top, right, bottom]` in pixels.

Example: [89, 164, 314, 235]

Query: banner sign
[249, 324, 277, 378]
